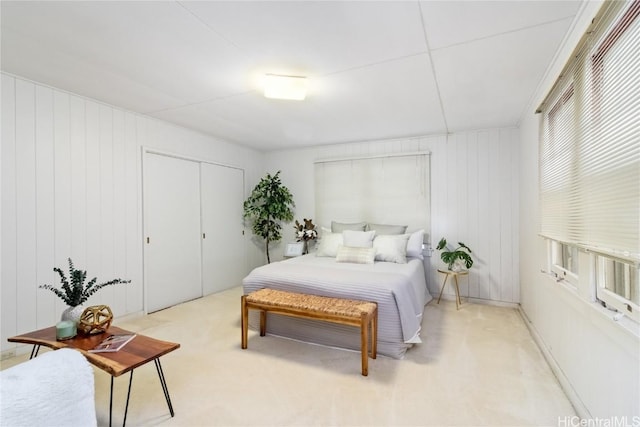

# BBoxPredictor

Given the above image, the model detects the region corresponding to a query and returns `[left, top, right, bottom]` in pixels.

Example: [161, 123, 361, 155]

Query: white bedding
[242, 254, 432, 359]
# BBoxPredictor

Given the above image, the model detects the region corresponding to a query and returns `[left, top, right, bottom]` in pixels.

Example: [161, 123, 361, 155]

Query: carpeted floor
[2, 285, 575, 426]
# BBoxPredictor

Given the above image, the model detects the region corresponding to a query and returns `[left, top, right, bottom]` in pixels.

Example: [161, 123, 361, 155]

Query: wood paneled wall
[1, 74, 263, 353]
[266, 129, 520, 304]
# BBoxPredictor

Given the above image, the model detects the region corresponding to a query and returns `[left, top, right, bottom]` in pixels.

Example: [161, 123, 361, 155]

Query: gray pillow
[331, 221, 367, 233]
[366, 223, 407, 235]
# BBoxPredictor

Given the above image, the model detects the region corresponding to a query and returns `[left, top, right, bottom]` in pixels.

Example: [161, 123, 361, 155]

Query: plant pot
[61, 305, 84, 324]
[450, 259, 466, 272]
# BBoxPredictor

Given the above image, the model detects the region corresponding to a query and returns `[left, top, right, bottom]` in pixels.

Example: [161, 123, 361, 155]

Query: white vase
[451, 259, 466, 272]
[61, 305, 84, 324]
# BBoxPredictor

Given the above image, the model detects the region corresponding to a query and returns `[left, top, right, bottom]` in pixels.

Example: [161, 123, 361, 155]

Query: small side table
[437, 269, 468, 310]
[8, 326, 179, 427]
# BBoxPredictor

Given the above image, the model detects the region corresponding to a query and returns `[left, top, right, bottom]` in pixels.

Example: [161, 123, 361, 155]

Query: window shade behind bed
[314, 152, 430, 244]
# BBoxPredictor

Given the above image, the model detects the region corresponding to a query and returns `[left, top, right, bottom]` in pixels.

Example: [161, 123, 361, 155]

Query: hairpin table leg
[155, 359, 175, 417]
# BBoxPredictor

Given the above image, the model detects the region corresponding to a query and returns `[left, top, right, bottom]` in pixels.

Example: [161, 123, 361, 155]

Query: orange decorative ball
[78, 305, 113, 335]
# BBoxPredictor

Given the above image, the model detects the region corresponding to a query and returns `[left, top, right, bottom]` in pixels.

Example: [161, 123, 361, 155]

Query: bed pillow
[342, 230, 376, 248]
[366, 223, 408, 235]
[373, 234, 410, 264]
[331, 221, 367, 232]
[406, 229, 425, 259]
[315, 231, 343, 257]
[336, 246, 376, 264]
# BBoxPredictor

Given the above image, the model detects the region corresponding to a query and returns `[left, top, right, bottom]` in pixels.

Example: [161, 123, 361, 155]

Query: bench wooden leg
[259, 310, 266, 336]
[360, 312, 369, 376]
[241, 296, 248, 349]
[371, 307, 377, 359]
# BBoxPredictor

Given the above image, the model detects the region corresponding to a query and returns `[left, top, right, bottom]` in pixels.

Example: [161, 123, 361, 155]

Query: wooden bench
[241, 288, 378, 376]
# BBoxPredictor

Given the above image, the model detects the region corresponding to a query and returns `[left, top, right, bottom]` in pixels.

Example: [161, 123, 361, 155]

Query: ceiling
[1, 1, 582, 152]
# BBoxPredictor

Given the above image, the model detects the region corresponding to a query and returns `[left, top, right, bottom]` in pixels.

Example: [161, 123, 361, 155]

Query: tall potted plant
[243, 171, 295, 263]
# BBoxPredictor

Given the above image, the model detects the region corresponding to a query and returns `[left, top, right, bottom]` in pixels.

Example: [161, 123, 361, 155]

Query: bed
[242, 228, 432, 359]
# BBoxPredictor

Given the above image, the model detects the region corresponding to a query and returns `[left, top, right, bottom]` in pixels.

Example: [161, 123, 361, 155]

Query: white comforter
[242, 254, 432, 359]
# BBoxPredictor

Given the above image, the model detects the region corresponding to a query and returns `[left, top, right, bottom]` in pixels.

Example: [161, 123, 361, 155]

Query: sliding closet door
[201, 163, 245, 295]
[145, 153, 202, 312]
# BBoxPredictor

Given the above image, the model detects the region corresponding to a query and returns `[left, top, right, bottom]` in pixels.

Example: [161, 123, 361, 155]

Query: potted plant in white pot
[40, 258, 130, 323]
[436, 238, 474, 271]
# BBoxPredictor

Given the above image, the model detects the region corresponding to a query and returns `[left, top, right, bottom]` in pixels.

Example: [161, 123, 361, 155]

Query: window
[314, 152, 430, 241]
[538, 1, 639, 319]
[597, 256, 639, 323]
[550, 241, 579, 286]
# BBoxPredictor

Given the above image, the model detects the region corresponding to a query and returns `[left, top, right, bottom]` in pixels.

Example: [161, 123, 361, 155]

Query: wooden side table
[437, 269, 468, 310]
[8, 326, 179, 427]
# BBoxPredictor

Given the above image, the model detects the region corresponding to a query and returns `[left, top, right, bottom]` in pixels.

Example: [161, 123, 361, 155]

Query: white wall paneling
[52, 90, 71, 318]
[124, 113, 143, 313]
[69, 96, 86, 268]
[1, 74, 263, 353]
[265, 129, 520, 304]
[35, 85, 56, 329]
[99, 105, 115, 311]
[84, 100, 100, 300]
[15, 79, 37, 334]
[1, 74, 18, 347]
[112, 109, 128, 316]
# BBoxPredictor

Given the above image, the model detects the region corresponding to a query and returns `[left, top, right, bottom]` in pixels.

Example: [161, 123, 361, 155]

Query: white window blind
[539, 0, 640, 262]
[314, 153, 430, 241]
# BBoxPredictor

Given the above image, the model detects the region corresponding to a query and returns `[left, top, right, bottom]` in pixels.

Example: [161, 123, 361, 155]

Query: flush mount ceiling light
[263, 74, 307, 101]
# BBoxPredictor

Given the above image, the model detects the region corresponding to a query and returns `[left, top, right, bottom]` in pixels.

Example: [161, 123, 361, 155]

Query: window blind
[539, 0, 640, 262]
[314, 153, 430, 241]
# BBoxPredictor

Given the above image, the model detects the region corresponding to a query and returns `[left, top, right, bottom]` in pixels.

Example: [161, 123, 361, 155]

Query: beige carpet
[2, 286, 575, 426]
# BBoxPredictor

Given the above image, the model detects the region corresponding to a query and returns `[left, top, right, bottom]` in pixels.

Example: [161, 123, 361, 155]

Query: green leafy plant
[243, 171, 295, 263]
[39, 258, 130, 306]
[436, 238, 474, 271]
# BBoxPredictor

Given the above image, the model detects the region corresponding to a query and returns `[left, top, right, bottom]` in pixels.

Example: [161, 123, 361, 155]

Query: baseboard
[518, 306, 591, 419]
[434, 293, 520, 309]
[113, 310, 145, 324]
[0, 348, 17, 361]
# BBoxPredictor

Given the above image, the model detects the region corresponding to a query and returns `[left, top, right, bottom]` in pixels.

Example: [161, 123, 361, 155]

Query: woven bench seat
[241, 288, 378, 376]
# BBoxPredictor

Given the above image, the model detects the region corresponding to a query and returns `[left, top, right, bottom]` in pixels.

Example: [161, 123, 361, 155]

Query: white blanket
[0, 348, 97, 426]
[242, 255, 431, 359]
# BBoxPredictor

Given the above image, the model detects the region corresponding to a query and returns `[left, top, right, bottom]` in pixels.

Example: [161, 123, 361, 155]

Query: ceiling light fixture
[263, 74, 307, 101]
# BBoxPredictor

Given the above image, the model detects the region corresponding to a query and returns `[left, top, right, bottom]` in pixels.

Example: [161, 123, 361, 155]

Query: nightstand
[437, 269, 468, 310]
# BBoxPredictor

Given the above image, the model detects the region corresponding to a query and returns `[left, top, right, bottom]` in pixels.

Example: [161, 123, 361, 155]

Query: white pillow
[342, 230, 376, 248]
[331, 221, 367, 232]
[336, 246, 376, 264]
[366, 223, 408, 235]
[315, 232, 343, 257]
[373, 234, 410, 264]
[406, 229, 425, 260]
